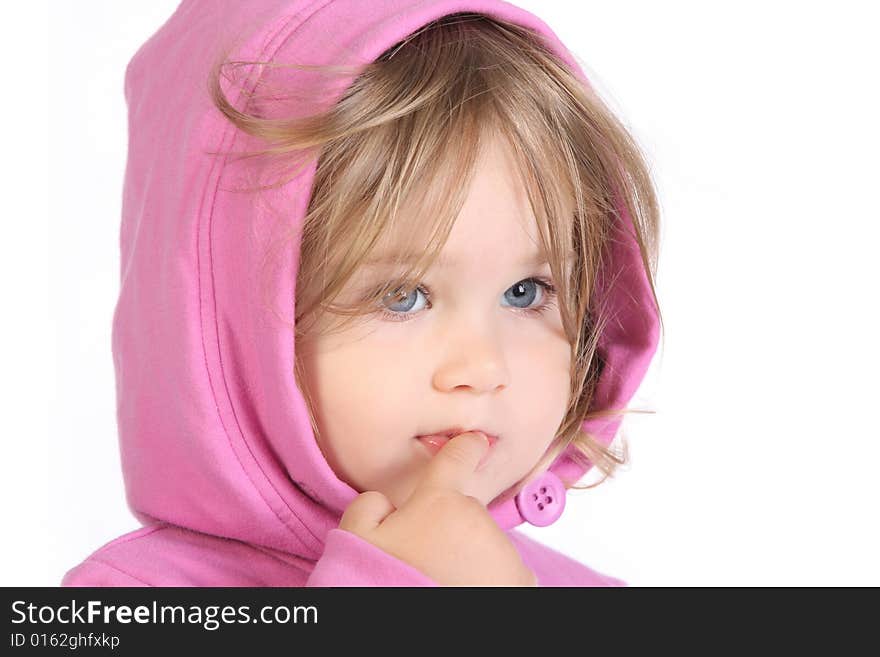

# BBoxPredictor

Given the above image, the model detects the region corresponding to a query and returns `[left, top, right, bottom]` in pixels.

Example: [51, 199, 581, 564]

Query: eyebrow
[362, 251, 555, 268]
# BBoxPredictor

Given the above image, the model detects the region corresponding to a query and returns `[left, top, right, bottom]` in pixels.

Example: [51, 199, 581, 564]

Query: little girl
[62, 0, 662, 587]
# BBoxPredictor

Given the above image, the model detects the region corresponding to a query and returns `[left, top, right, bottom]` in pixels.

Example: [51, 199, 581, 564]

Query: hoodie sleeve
[306, 528, 438, 587]
[61, 559, 151, 587]
[505, 529, 628, 587]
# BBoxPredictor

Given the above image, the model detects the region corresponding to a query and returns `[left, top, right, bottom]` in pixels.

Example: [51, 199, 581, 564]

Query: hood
[115, 0, 660, 560]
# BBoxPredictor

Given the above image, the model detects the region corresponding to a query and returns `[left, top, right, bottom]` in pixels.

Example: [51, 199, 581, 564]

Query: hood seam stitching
[197, 1, 340, 555]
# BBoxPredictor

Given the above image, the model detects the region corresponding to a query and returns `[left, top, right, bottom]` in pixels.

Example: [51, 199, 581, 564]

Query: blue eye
[383, 286, 428, 314]
[504, 279, 544, 310]
[374, 277, 558, 322]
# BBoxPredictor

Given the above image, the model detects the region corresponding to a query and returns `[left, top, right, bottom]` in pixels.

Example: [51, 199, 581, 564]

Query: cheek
[512, 334, 571, 449]
[298, 335, 411, 484]
[523, 331, 570, 401]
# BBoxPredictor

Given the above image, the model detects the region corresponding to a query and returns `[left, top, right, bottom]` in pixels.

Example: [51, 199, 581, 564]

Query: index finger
[416, 431, 492, 494]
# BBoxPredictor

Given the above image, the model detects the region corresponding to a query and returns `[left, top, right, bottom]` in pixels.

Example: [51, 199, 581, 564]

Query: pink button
[515, 471, 566, 527]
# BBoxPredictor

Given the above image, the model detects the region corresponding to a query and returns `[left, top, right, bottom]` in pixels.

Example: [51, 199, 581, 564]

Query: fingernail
[473, 432, 492, 470]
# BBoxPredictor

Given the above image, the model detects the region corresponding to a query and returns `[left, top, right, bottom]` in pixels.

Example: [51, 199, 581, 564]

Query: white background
[5, 1, 878, 586]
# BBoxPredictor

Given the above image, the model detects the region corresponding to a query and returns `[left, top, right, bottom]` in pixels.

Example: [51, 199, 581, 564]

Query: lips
[416, 428, 499, 455]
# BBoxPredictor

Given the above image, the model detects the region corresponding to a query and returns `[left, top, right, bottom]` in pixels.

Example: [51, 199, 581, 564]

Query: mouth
[415, 428, 500, 455]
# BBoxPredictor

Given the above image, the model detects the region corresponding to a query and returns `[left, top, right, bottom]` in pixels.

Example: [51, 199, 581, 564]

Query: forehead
[367, 136, 562, 268]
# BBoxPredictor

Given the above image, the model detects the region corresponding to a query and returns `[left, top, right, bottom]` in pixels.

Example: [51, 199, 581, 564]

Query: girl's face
[297, 137, 572, 508]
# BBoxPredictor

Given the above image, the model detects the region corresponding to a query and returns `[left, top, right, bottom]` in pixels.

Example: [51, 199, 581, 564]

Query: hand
[338, 431, 538, 587]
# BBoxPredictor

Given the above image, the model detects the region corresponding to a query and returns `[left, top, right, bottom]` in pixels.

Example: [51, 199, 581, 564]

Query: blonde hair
[206, 12, 663, 501]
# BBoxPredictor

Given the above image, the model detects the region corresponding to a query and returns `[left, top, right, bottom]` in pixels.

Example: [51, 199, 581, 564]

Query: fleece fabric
[62, 0, 659, 587]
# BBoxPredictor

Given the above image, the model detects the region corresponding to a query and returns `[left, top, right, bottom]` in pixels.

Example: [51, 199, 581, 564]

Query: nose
[432, 321, 510, 394]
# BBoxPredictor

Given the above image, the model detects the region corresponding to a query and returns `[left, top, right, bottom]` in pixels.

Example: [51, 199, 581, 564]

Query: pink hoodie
[62, 0, 659, 587]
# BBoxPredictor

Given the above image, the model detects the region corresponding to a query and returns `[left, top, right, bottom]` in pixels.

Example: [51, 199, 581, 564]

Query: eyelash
[374, 276, 558, 323]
